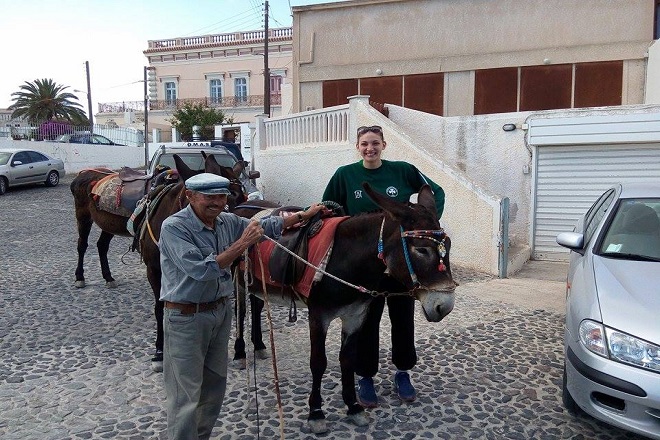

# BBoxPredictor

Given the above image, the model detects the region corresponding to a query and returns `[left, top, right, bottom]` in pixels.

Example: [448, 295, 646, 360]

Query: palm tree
[8, 78, 88, 125]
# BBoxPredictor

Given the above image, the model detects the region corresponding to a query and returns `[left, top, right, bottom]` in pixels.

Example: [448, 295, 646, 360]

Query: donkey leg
[340, 312, 368, 427]
[97, 231, 118, 288]
[250, 295, 268, 358]
[307, 309, 331, 434]
[233, 286, 248, 368]
[74, 215, 93, 288]
[146, 264, 164, 372]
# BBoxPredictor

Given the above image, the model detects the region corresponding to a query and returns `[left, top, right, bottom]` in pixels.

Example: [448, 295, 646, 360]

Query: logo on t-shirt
[386, 186, 398, 197]
[354, 190, 363, 199]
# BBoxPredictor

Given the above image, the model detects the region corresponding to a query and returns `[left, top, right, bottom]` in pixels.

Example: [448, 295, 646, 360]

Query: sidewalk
[460, 259, 568, 314]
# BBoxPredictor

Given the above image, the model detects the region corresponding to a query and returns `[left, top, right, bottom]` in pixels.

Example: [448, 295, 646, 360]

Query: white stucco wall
[0, 139, 148, 173]
[646, 40, 660, 104]
[386, 106, 533, 253]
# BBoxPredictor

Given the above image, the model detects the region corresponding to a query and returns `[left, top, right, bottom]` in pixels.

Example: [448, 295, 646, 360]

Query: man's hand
[241, 220, 264, 246]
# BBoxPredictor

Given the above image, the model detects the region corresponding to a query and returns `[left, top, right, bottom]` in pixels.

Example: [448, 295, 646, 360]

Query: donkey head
[363, 182, 456, 321]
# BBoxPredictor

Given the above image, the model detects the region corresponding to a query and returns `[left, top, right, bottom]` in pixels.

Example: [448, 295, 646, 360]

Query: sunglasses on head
[357, 125, 383, 136]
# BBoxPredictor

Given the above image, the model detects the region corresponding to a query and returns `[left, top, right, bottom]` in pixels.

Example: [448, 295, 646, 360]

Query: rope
[256, 246, 286, 440]
[241, 252, 260, 439]
[260, 235, 377, 295]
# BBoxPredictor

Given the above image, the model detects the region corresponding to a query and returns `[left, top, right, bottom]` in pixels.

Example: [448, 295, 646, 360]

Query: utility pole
[144, 66, 149, 168]
[263, 0, 270, 117]
[85, 61, 93, 131]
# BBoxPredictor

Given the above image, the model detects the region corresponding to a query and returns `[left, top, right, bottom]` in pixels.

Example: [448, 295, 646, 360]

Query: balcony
[145, 27, 293, 52]
[98, 94, 282, 114]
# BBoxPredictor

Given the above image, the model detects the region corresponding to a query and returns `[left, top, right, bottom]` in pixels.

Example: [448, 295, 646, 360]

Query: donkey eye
[414, 247, 433, 257]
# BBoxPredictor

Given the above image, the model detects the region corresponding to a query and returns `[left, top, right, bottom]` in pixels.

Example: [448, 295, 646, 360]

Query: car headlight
[579, 319, 660, 372]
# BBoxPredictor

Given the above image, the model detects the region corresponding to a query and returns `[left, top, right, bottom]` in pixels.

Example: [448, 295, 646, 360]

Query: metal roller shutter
[533, 143, 660, 260]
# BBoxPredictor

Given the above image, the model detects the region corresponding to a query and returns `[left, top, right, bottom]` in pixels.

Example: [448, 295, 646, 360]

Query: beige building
[96, 27, 293, 141]
[291, 0, 659, 115]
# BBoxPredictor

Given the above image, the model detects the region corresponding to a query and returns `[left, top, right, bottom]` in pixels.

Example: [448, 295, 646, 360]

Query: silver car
[0, 148, 65, 195]
[556, 182, 660, 439]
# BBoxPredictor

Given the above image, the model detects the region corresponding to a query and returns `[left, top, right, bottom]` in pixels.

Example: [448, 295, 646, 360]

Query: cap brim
[195, 188, 231, 195]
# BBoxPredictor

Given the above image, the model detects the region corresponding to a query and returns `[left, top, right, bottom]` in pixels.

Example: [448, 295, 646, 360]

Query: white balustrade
[263, 105, 350, 148]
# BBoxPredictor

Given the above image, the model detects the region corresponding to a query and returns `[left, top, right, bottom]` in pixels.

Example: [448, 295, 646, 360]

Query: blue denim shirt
[159, 205, 284, 303]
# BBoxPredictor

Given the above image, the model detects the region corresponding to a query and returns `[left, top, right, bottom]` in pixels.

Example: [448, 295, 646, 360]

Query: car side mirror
[248, 170, 260, 179]
[556, 232, 585, 253]
[11, 160, 23, 166]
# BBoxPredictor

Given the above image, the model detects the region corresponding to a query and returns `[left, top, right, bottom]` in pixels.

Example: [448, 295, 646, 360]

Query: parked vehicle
[55, 133, 124, 146]
[556, 182, 660, 439]
[149, 144, 262, 199]
[0, 148, 65, 195]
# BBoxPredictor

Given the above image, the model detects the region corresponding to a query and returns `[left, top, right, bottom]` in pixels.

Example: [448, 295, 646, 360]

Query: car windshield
[157, 152, 236, 172]
[0, 152, 11, 165]
[598, 198, 660, 260]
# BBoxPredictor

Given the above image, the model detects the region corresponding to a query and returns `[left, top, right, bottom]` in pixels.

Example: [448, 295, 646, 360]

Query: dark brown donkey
[236, 183, 457, 434]
[71, 154, 247, 369]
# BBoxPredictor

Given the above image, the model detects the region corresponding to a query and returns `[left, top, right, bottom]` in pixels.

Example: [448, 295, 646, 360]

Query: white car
[0, 148, 65, 195]
[149, 144, 262, 200]
[556, 182, 660, 439]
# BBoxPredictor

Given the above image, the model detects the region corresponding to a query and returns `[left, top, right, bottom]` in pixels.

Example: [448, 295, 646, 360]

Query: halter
[377, 217, 447, 289]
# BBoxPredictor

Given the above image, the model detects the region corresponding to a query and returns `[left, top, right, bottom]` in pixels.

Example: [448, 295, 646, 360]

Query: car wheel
[45, 171, 60, 187]
[562, 362, 582, 415]
[0, 177, 7, 195]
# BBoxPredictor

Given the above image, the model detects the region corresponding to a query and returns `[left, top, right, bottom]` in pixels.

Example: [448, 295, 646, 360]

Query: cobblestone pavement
[0, 177, 646, 439]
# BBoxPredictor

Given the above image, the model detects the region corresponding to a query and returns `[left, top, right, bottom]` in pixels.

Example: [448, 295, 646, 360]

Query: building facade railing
[98, 94, 282, 114]
[263, 104, 350, 148]
[146, 27, 292, 51]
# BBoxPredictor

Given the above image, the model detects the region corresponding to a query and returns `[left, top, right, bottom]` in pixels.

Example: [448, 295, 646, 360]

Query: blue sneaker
[394, 371, 416, 402]
[357, 377, 378, 408]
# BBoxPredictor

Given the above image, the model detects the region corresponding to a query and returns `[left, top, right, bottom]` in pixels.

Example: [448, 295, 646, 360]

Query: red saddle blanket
[248, 216, 348, 298]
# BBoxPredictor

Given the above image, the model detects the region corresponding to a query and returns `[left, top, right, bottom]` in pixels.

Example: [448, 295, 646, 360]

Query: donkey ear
[417, 185, 437, 215]
[232, 160, 247, 176]
[362, 182, 411, 220]
[174, 154, 198, 181]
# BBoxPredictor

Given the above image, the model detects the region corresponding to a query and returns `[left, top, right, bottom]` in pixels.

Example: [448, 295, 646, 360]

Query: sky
[0, 0, 343, 113]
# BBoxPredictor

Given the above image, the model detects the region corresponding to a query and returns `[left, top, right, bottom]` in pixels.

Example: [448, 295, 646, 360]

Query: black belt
[164, 297, 226, 315]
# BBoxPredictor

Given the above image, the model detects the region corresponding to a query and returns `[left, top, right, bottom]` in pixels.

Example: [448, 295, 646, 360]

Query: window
[234, 77, 248, 103]
[475, 68, 518, 115]
[210, 79, 223, 104]
[12, 151, 31, 165]
[323, 79, 358, 107]
[583, 189, 616, 245]
[574, 61, 623, 108]
[270, 75, 283, 95]
[164, 81, 177, 105]
[27, 151, 48, 162]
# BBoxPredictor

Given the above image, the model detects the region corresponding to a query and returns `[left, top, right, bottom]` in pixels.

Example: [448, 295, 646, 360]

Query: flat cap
[185, 173, 231, 195]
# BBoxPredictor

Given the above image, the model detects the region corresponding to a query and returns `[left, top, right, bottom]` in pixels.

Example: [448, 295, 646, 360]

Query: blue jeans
[163, 300, 232, 440]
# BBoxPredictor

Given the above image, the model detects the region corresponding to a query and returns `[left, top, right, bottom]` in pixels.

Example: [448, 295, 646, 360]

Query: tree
[169, 103, 227, 141]
[8, 78, 88, 125]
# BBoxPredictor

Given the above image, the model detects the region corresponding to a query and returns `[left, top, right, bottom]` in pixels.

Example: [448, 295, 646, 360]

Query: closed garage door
[533, 143, 660, 260]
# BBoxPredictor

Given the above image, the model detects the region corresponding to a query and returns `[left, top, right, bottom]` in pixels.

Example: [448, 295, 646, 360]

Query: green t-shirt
[322, 160, 445, 217]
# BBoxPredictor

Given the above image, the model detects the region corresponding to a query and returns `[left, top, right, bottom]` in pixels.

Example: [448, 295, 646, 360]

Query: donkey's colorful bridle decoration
[377, 218, 448, 288]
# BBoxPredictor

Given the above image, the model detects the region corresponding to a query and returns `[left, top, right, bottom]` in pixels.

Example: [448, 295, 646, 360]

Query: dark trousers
[355, 292, 417, 378]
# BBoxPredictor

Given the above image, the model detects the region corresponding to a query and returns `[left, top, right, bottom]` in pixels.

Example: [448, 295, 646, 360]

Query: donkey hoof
[348, 412, 369, 427]
[151, 360, 163, 373]
[255, 349, 269, 360]
[233, 358, 247, 370]
[75, 280, 86, 288]
[307, 419, 327, 434]
[106, 280, 119, 288]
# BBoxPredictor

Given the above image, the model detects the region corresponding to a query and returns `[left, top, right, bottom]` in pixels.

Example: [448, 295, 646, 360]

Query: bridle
[377, 217, 448, 290]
